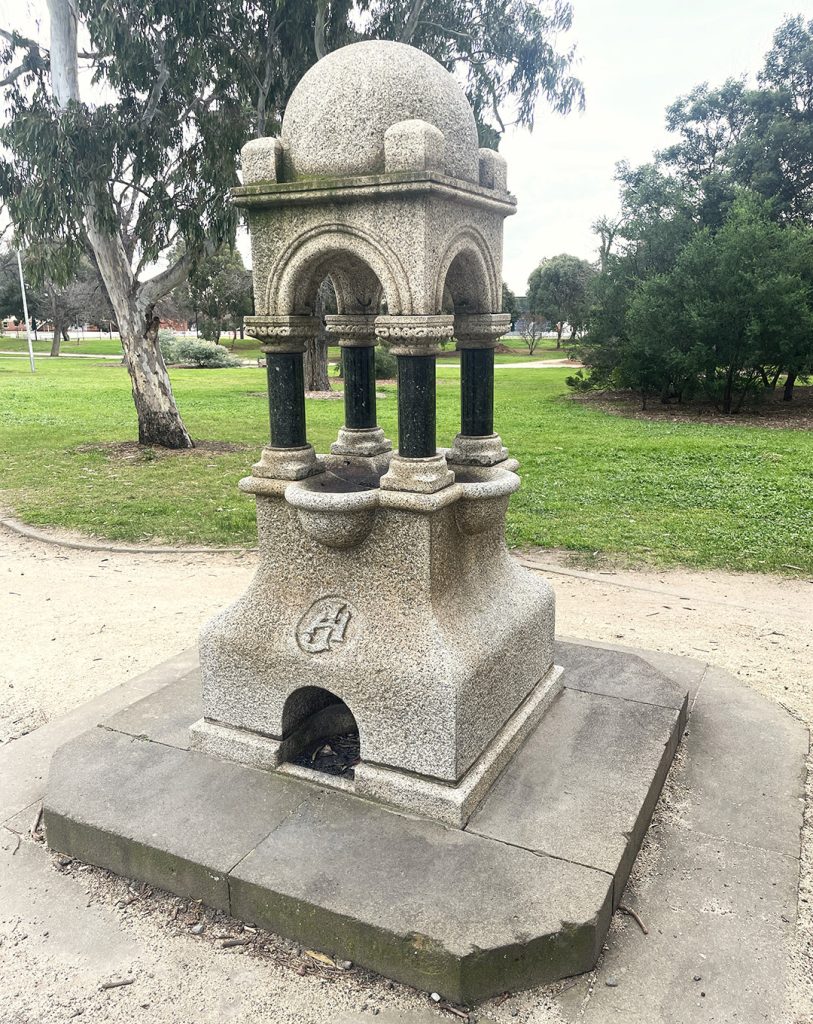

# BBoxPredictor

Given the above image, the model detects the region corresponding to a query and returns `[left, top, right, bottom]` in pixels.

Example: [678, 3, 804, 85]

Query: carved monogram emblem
[296, 597, 354, 654]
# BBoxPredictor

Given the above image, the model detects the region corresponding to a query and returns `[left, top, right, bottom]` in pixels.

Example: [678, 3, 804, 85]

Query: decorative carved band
[454, 312, 512, 349]
[324, 313, 378, 348]
[375, 314, 455, 356]
[244, 314, 318, 353]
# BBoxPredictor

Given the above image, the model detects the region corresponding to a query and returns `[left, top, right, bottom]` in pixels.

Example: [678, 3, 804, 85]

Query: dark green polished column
[342, 345, 377, 429]
[460, 347, 494, 437]
[266, 352, 307, 447]
[397, 355, 436, 458]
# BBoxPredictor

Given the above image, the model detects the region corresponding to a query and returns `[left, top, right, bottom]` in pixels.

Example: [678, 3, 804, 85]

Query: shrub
[173, 338, 240, 368]
[158, 329, 178, 362]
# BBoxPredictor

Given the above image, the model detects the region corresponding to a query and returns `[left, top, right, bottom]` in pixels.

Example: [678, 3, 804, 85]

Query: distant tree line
[568, 14, 813, 412]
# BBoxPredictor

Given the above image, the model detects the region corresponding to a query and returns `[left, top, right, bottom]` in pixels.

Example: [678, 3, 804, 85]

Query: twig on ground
[11, 833, 21, 856]
[221, 937, 251, 948]
[100, 978, 135, 990]
[438, 1003, 470, 1020]
[618, 903, 648, 934]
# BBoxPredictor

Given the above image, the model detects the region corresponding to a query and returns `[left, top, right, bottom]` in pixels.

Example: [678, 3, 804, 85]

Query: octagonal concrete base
[43, 642, 688, 1003]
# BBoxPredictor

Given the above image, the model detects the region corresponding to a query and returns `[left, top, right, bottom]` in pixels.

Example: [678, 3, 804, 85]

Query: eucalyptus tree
[527, 253, 594, 346]
[0, 0, 583, 446]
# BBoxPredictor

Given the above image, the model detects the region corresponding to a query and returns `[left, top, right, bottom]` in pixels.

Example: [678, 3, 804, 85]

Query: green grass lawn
[1, 356, 809, 572]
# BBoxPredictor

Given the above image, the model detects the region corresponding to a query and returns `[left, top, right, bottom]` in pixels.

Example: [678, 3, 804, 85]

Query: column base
[379, 452, 454, 493]
[447, 433, 509, 467]
[251, 444, 322, 481]
[330, 426, 392, 457]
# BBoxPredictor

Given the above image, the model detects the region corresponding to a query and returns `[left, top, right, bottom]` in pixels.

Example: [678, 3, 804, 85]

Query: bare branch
[136, 244, 214, 313]
[400, 0, 426, 44]
[142, 38, 169, 126]
[0, 63, 30, 88]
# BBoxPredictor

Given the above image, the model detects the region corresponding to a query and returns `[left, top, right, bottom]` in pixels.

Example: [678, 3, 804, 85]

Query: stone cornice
[454, 312, 512, 349]
[244, 315, 318, 353]
[375, 314, 455, 356]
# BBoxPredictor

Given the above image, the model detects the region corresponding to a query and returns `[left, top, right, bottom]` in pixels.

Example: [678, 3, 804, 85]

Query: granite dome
[281, 40, 480, 183]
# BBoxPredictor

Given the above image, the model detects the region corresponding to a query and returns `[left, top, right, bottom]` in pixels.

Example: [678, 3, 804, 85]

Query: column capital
[244, 314, 318, 353]
[324, 313, 378, 348]
[454, 312, 511, 350]
[375, 314, 454, 356]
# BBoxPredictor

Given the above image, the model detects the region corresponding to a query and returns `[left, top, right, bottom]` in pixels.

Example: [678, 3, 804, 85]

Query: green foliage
[184, 246, 253, 343]
[157, 329, 179, 362]
[501, 282, 518, 326]
[581, 15, 813, 409]
[172, 338, 241, 368]
[527, 253, 595, 340]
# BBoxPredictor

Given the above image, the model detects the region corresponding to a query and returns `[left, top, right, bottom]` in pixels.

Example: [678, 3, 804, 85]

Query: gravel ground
[0, 523, 810, 1023]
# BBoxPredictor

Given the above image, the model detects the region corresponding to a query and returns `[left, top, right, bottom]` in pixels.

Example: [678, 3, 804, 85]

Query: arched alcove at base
[279, 685, 361, 778]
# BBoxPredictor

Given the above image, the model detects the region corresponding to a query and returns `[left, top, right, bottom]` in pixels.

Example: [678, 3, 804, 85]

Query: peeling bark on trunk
[122, 313, 195, 448]
[305, 282, 332, 392]
[304, 333, 331, 391]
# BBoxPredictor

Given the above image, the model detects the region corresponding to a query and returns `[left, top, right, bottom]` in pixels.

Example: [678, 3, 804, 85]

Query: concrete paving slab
[684, 665, 808, 856]
[0, 648, 198, 825]
[0, 634, 802, 1019]
[44, 727, 310, 911]
[557, 637, 706, 704]
[469, 687, 684, 906]
[557, 830, 800, 1024]
[557, 641, 690, 711]
[102, 667, 202, 749]
[230, 788, 612, 1004]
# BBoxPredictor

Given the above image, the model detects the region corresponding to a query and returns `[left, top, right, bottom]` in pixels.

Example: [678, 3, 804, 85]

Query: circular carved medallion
[296, 596, 356, 654]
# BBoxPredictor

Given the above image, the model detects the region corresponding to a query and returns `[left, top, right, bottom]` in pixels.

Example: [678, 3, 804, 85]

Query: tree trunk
[783, 370, 797, 401]
[120, 314, 195, 448]
[306, 284, 332, 392]
[47, 0, 193, 450]
[304, 333, 331, 391]
[50, 319, 62, 356]
[722, 366, 734, 414]
[556, 322, 563, 349]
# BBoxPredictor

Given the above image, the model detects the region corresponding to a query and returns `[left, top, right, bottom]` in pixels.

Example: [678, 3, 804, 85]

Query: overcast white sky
[2, 0, 801, 294]
[501, 0, 800, 292]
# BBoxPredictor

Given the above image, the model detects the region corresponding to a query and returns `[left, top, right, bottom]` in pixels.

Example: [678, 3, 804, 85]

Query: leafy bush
[158, 329, 178, 362]
[173, 338, 240, 368]
[374, 346, 397, 379]
[332, 347, 398, 380]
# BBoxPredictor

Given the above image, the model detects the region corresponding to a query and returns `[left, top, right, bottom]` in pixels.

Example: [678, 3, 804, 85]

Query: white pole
[16, 250, 35, 373]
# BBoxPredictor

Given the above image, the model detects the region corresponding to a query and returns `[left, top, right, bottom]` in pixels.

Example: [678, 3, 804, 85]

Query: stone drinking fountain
[189, 39, 561, 827]
[45, 40, 688, 1004]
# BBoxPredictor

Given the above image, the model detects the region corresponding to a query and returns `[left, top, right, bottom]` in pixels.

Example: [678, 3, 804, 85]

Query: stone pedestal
[191, 455, 559, 826]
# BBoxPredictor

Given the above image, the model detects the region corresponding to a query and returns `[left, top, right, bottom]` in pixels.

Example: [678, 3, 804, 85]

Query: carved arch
[265, 224, 412, 315]
[434, 227, 500, 314]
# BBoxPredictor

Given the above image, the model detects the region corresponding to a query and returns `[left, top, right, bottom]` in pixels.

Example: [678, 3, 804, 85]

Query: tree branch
[314, 0, 328, 60]
[142, 38, 169, 126]
[136, 245, 213, 314]
[400, 0, 427, 44]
